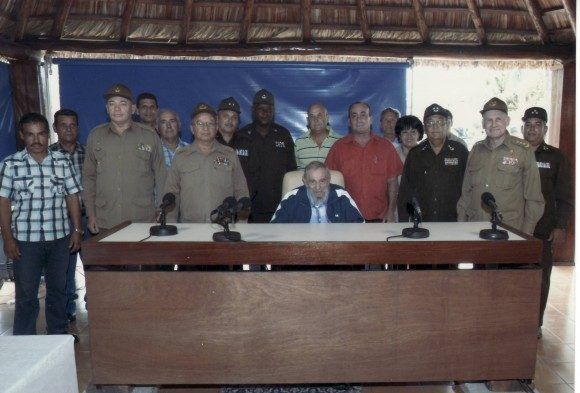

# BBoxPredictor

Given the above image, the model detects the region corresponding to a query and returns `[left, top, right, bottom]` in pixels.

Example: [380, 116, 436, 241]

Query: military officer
[83, 83, 166, 233]
[163, 103, 249, 223]
[522, 106, 573, 333]
[215, 97, 252, 180]
[457, 97, 544, 234]
[398, 103, 468, 222]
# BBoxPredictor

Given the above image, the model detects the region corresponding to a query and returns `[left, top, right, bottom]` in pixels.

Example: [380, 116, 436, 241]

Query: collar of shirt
[50, 141, 84, 154]
[343, 132, 381, 146]
[162, 138, 187, 150]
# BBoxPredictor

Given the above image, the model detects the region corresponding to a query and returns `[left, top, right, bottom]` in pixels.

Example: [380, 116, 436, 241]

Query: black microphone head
[406, 202, 415, 217]
[481, 192, 495, 205]
[162, 192, 176, 205]
[222, 196, 237, 209]
[236, 197, 251, 211]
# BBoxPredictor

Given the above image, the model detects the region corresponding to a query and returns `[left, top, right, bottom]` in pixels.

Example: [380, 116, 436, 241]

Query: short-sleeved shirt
[325, 133, 403, 221]
[457, 134, 544, 234]
[398, 139, 468, 222]
[294, 130, 341, 169]
[215, 131, 253, 181]
[238, 122, 297, 222]
[533, 142, 573, 238]
[0, 149, 81, 241]
[162, 138, 189, 168]
[82, 122, 167, 229]
[163, 141, 249, 223]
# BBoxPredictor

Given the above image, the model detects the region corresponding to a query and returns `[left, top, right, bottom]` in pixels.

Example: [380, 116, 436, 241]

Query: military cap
[104, 83, 133, 102]
[253, 89, 275, 106]
[423, 103, 446, 121]
[191, 102, 217, 119]
[480, 97, 508, 115]
[218, 97, 241, 114]
[522, 107, 547, 122]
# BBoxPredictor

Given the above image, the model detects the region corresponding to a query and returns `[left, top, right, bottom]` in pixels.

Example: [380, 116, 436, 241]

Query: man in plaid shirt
[0, 113, 82, 337]
[49, 108, 85, 323]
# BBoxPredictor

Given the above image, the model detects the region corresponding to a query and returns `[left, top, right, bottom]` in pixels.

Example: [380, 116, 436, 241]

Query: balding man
[294, 103, 341, 169]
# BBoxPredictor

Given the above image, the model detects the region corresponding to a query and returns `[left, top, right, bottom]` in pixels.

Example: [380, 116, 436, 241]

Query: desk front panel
[87, 269, 540, 385]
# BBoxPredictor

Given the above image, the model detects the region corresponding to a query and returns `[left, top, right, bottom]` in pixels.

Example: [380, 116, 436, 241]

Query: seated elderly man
[271, 161, 363, 223]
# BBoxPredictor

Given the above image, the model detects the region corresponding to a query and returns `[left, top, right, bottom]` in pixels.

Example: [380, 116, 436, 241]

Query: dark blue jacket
[271, 184, 364, 223]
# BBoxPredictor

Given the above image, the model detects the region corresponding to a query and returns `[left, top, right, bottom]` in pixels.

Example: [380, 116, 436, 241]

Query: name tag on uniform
[214, 155, 231, 167]
[444, 157, 459, 166]
[502, 157, 518, 166]
[236, 149, 249, 157]
[537, 161, 551, 169]
[275, 141, 286, 148]
[137, 143, 152, 152]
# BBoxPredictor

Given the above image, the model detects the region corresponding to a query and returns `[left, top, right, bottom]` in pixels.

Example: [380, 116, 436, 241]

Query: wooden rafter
[51, 0, 74, 39]
[240, 0, 255, 44]
[15, 0, 33, 41]
[561, 0, 576, 34]
[523, 0, 550, 44]
[302, 0, 312, 43]
[120, 0, 137, 42]
[465, 0, 487, 44]
[411, 0, 429, 43]
[356, 0, 371, 43]
[179, 0, 194, 45]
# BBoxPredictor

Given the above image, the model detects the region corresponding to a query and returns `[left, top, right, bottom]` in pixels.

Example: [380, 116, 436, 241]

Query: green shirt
[294, 129, 341, 169]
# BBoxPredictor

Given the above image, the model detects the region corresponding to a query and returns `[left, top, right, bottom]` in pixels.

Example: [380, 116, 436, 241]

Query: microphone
[402, 196, 429, 239]
[211, 196, 237, 216]
[150, 193, 178, 236]
[159, 192, 175, 210]
[234, 197, 251, 213]
[211, 196, 244, 242]
[479, 192, 508, 240]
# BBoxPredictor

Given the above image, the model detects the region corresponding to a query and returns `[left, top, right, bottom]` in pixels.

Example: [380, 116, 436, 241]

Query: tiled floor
[0, 265, 575, 393]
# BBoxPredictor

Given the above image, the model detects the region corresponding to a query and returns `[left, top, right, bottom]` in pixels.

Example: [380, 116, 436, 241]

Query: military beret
[423, 103, 446, 121]
[103, 83, 133, 102]
[522, 107, 547, 122]
[253, 89, 275, 106]
[218, 97, 241, 114]
[480, 97, 508, 115]
[191, 102, 217, 119]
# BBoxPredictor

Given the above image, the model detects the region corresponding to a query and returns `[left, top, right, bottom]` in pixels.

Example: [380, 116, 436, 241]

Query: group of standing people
[0, 81, 572, 339]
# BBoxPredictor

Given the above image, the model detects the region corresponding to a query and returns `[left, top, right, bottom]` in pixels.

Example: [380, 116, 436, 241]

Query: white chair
[281, 169, 345, 196]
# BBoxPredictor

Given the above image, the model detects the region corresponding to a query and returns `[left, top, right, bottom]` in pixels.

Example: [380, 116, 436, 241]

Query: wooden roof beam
[356, 0, 371, 43]
[51, 0, 74, 39]
[302, 0, 312, 43]
[465, 0, 487, 44]
[120, 0, 137, 42]
[561, 0, 576, 34]
[15, 0, 33, 41]
[411, 0, 429, 43]
[179, 0, 194, 45]
[523, 0, 550, 43]
[240, 0, 255, 44]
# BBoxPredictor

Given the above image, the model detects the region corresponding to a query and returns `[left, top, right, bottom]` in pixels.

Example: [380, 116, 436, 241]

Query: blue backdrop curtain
[56, 59, 408, 144]
[0, 62, 16, 160]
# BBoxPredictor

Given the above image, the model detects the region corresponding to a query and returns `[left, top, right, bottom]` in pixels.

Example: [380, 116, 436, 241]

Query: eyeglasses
[195, 122, 217, 129]
[425, 120, 447, 128]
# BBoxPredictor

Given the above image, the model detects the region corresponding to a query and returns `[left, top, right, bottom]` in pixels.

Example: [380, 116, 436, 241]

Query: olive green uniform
[163, 141, 249, 223]
[457, 134, 544, 234]
[82, 122, 167, 229]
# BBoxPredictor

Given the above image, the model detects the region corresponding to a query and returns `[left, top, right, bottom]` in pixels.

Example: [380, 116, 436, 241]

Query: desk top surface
[100, 222, 525, 243]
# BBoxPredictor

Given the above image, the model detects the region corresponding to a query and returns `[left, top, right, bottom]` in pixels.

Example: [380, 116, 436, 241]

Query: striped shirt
[0, 149, 82, 241]
[294, 130, 341, 169]
[49, 141, 85, 186]
[162, 139, 189, 167]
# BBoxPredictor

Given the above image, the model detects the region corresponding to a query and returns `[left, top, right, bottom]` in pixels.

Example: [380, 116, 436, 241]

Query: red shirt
[325, 133, 403, 220]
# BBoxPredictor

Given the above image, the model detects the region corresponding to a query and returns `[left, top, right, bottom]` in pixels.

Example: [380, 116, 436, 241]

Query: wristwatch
[74, 228, 85, 235]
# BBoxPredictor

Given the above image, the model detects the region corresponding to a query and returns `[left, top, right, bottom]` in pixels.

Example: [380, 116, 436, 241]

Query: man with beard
[271, 161, 362, 223]
[239, 89, 297, 223]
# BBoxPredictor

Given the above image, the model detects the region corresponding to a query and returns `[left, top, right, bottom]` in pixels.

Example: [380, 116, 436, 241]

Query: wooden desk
[82, 222, 541, 386]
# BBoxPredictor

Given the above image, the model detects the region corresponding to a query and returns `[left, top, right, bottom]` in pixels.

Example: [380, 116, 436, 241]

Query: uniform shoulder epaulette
[511, 136, 530, 149]
[133, 122, 155, 133]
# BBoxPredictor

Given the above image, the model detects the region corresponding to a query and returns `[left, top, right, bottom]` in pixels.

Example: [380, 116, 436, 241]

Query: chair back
[281, 169, 345, 196]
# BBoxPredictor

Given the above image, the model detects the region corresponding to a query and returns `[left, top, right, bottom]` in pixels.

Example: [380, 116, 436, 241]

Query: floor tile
[550, 362, 575, 384]
[534, 383, 574, 393]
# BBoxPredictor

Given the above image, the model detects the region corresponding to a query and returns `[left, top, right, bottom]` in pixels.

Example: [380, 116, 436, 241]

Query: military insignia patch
[214, 155, 231, 167]
[275, 141, 286, 148]
[502, 157, 518, 166]
[137, 143, 152, 152]
[444, 157, 459, 166]
[537, 162, 551, 169]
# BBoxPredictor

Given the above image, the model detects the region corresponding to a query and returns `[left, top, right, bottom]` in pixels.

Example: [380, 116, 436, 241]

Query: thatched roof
[0, 0, 575, 60]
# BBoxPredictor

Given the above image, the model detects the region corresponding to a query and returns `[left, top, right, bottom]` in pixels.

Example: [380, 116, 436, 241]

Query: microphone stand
[479, 211, 508, 240]
[402, 213, 430, 239]
[212, 210, 241, 242]
[150, 208, 178, 236]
